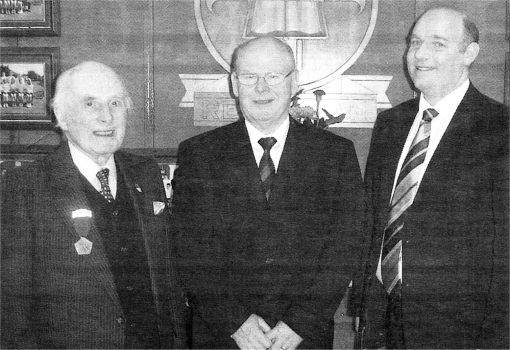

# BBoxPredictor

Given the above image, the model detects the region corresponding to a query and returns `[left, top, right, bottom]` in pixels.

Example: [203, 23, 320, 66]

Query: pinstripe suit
[1, 142, 187, 349]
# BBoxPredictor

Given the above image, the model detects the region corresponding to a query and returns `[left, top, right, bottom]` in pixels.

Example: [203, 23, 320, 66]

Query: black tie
[96, 168, 115, 203]
[258, 137, 277, 200]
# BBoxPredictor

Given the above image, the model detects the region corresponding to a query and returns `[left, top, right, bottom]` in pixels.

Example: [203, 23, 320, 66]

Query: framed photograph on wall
[0, 47, 60, 129]
[0, 0, 60, 36]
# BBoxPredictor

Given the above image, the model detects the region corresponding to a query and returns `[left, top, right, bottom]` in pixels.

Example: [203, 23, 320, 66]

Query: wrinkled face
[57, 69, 128, 165]
[407, 9, 477, 105]
[232, 40, 298, 133]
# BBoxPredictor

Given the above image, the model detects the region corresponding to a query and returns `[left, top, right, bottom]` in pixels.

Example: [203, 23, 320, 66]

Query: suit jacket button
[126, 286, 133, 291]
[116, 317, 125, 324]
[120, 247, 128, 253]
[112, 210, 119, 216]
[265, 258, 274, 264]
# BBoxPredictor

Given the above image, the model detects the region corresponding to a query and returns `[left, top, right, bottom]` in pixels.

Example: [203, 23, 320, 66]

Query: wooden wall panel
[1, 0, 508, 166]
[1, 0, 152, 149]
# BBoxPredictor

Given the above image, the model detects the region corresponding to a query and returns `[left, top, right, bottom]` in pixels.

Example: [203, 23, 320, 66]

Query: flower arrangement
[289, 89, 346, 129]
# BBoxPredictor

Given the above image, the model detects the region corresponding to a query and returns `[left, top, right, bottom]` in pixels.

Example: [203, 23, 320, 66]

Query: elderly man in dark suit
[1, 61, 187, 349]
[172, 37, 364, 349]
[356, 8, 509, 349]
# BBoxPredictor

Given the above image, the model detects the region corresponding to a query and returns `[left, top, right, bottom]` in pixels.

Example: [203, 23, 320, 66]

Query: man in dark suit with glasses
[172, 37, 365, 350]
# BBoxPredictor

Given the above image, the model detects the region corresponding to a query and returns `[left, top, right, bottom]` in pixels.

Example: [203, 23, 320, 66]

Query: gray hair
[461, 15, 479, 47]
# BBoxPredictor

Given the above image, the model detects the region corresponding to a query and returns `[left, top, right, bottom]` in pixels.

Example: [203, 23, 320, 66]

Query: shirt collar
[68, 141, 116, 183]
[419, 79, 470, 116]
[245, 117, 290, 150]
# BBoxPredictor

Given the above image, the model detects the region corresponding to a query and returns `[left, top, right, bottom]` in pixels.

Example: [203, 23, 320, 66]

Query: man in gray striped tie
[355, 7, 509, 349]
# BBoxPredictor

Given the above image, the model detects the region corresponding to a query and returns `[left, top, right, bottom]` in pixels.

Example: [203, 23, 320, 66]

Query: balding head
[231, 37, 296, 72]
[416, 7, 479, 50]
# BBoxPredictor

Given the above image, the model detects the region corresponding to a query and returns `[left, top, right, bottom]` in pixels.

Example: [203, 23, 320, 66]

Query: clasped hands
[231, 314, 303, 350]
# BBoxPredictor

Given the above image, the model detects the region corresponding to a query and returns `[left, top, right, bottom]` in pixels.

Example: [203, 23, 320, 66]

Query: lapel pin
[135, 183, 142, 192]
[153, 201, 166, 215]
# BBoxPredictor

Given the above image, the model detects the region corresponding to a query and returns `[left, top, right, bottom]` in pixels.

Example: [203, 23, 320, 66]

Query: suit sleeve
[171, 141, 251, 346]
[481, 105, 509, 348]
[1, 167, 39, 348]
[349, 112, 385, 316]
[349, 112, 399, 349]
[280, 139, 365, 347]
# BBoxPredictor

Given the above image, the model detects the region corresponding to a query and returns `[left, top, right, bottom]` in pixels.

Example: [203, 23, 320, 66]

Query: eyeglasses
[235, 71, 294, 86]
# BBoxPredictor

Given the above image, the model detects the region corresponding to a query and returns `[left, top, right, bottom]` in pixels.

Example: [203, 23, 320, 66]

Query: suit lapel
[48, 143, 121, 310]
[115, 152, 147, 231]
[270, 119, 306, 207]
[115, 152, 164, 299]
[417, 85, 479, 199]
[224, 121, 268, 205]
[49, 144, 93, 240]
[116, 152, 181, 343]
[115, 152, 157, 281]
[374, 100, 417, 221]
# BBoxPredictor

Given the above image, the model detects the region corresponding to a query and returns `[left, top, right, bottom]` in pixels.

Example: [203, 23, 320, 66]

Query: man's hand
[231, 314, 273, 350]
[266, 321, 303, 350]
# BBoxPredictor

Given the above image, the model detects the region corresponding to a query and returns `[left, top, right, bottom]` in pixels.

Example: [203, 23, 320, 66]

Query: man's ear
[290, 70, 300, 96]
[231, 73, 239, 97]
[464, 42, 479, 66]
[53, 107, 68, 131]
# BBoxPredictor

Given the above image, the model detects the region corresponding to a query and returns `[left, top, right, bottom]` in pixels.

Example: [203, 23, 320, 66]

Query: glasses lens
[236, 72, 290, 86]
[265, 73, 285, 86]
[237, 74, 257, 85]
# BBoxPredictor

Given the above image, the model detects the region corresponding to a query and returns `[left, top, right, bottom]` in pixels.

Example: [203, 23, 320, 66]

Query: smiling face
[56, 64, 129, 166]
[231, 38, 298, 134]
[407, 8, 479, 105]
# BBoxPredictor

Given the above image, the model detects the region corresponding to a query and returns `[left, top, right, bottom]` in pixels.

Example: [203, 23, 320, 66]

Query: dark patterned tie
[96, 168, 115, 203]
[258, 137, 277, 200]
[381, 108, 438, 295]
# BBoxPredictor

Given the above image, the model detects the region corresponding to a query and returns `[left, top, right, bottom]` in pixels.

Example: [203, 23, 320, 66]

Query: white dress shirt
[391, 79, 470, 198]
[245, 117, 290, 172]
[68, 141, 118, 198]
[377, 79, 470, 283]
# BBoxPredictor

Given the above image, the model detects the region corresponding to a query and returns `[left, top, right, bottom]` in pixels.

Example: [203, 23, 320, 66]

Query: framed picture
[0, 0, 60, 36]
[0, 47, 60, 128]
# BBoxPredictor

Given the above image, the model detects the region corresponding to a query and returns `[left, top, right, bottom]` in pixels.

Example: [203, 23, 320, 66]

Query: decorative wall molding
[180, 73, 392, 128]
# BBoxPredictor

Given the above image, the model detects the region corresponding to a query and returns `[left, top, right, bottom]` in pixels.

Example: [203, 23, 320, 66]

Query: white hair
[51, 61, 133, 127]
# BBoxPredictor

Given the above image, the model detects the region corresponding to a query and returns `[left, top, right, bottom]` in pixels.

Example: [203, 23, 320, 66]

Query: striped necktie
[381, 108, 438, 295]
[258, 137, 277, 200]
[96, 168, 115, 203]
